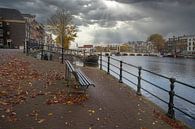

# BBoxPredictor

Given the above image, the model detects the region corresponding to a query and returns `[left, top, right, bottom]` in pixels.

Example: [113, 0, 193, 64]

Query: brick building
[22, 14, 45, 45]
[0, 8, 25, 48]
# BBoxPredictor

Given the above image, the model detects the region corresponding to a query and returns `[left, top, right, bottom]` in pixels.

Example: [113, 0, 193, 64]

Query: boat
[84, 55, 99, 66]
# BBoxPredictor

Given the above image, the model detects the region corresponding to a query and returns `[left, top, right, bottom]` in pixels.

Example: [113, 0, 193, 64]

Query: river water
[101, 56, 195, 128]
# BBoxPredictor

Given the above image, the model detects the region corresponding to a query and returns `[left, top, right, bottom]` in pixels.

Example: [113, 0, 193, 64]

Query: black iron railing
[24, 43, 85, 62]
[100, 55, 195, 121]
[24, 44, 195, 121]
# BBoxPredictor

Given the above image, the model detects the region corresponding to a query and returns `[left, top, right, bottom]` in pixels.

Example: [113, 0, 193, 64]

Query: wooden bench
[65, 60, 95, 91]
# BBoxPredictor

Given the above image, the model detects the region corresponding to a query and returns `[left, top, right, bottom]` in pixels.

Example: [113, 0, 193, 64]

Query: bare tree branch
[47, 9, 77, 49]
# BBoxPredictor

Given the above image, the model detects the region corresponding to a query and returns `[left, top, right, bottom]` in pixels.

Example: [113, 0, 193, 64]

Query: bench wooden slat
[65, 60, 75, 72]
[77, 70, 91, 86]
[65, 60, 95, 89]
[77, 70, 89, 85]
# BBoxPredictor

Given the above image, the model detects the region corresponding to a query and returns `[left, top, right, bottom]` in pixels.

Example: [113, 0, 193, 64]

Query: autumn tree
[147, 34, 165, 52]
[47, 9, 77, 49]
[120, 44, 130, 52]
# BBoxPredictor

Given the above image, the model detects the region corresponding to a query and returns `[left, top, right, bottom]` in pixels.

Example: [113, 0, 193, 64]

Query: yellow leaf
[38, 119, 45, 123]
[48, 113, 53, 116]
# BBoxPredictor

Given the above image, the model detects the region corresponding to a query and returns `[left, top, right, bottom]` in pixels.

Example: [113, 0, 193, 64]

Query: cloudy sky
[1, 0, 195, 46]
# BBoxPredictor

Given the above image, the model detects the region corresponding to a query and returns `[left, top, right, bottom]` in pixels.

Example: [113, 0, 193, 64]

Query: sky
[1, 0, 195, 46]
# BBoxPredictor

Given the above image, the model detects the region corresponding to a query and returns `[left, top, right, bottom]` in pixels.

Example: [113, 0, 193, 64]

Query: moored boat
[84, 55, 99, 65]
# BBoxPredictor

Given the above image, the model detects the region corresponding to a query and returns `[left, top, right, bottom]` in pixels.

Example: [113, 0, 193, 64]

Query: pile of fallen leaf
[43, 70, 65, 87]
[0, 58, 42, 122]
[0, 56, 89, 122]
[153, 109, 186, 129]
[46, 90, 89, 105]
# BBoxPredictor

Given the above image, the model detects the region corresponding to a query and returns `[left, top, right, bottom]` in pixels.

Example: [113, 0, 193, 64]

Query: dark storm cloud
[112, 0, 194, 4]
[0, 0, 95, 23]
[0, 0, 195, 43]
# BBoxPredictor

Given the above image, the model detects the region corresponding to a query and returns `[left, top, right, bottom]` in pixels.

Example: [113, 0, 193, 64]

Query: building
[128, 41, 156, 53]
[22, 14, 35, 43]
[0, 8, 25, 48]
[22, 14, 45, 46]
[107, 44, 120, 54]
[186, 35, 195, 54]
[166, 35, 194, 55]
[78, 45, 94, 53]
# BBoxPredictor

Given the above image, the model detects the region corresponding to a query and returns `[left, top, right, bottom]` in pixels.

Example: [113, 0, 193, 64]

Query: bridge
[96, 52, 159, 56]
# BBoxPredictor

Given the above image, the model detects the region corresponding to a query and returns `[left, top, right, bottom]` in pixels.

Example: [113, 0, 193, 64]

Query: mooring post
[119, 61, 123, 83]
[107, 56, 110, 74]
[137, 66, 142, 95]
[167, 78, 176, 119]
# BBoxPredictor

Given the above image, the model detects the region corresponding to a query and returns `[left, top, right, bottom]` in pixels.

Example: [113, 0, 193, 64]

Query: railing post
[41, 44, 44, 60]
[83, 50, 86, 67]
[167, 78, 175, 119]
[107, 56, 110, 74]
[26, 41, 29, 56]
[100, 53, 102, 70]
[119, 61, 123, 83]
[61, 47, 64, 64]
[137, 66, 142, 95]
[23, 41, 25, 53]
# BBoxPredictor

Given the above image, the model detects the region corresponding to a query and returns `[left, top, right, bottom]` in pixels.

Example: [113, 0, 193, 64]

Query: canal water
[101, 56, 195, 128]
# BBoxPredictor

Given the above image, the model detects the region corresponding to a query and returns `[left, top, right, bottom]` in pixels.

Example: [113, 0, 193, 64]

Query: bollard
[100, 53, 102, 70]
[137, 66, 142, 95]
[119, 61, 123, 83]
[167, 78, 176, 119]
[107, 56, 110, 74]
[61, 47, 64, 64]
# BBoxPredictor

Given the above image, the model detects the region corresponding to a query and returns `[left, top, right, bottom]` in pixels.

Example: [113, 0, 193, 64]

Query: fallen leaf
[38, 119, 45, 123]
[48, 113, 53, 116]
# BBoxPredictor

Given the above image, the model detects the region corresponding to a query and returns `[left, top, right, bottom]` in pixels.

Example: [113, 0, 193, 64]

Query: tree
[147, 34, 165, 52]
[120, 44, 130, 52]
[48, 9, 77, 49]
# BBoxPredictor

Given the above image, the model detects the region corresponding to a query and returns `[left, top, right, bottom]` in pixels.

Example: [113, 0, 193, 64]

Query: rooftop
[0, 8, 24, 21]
